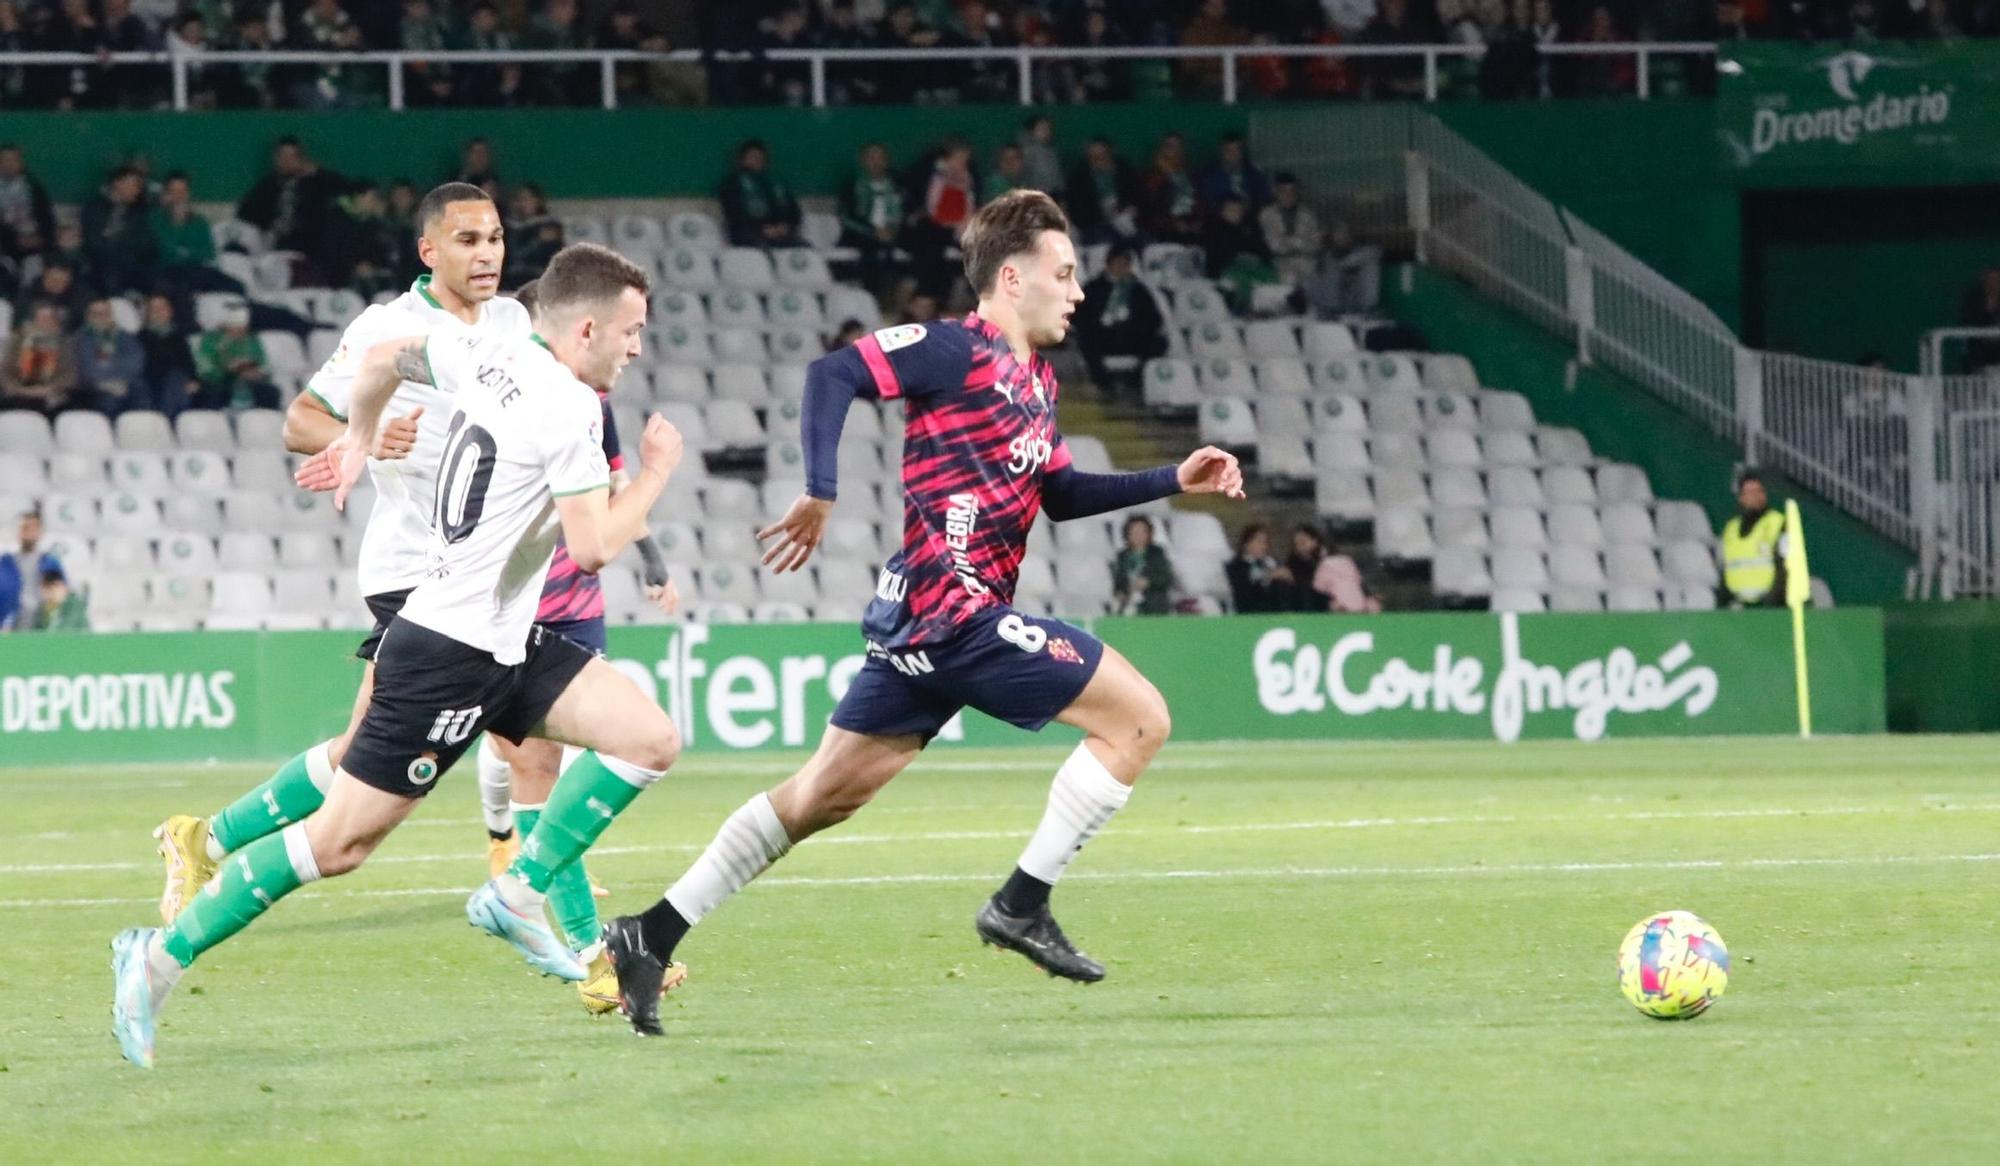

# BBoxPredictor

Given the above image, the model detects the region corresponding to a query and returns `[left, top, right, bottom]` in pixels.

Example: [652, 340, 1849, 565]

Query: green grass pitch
[4, 736, 1999, 1164]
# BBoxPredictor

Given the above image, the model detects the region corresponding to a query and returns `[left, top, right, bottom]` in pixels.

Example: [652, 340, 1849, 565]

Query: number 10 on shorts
[426, 706, 483, 745]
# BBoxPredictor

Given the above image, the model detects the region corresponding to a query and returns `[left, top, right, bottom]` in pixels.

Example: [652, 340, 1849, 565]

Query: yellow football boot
[577, 944, 686, 1015]
[152, 814, 218, 923]
[487, 833, 520, 879]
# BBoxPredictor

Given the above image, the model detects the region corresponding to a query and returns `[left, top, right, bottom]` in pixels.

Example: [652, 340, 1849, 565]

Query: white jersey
[396, 332, 610, 665]
[304, 277, 532, 596]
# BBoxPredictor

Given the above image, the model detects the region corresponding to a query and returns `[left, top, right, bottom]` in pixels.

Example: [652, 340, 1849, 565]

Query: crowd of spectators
[15, 0, 1989, 112]
[1227, 521, 1381, 613]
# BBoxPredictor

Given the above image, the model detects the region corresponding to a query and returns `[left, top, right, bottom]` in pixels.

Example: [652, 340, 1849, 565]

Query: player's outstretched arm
[756, 348, 868, 573]
[554, 414, 683, 573]
[300, 335, 433, 509]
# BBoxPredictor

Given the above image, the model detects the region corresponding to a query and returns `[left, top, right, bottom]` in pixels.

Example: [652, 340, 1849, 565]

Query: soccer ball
[1616, 910, 1730, 1020]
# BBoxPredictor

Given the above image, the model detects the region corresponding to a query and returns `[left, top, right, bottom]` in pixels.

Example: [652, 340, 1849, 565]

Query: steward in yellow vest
[1719, 471, 1787, 607]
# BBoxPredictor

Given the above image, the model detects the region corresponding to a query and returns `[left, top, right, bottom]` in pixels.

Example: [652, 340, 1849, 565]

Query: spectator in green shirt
[838, 142, 907, 297]
[1113, 515, 1178, 616]
[193, 303, 278, 411]
[30, 565, 88, 631]
[719, 139, 802, 248]
[981, 143, 1027, 204]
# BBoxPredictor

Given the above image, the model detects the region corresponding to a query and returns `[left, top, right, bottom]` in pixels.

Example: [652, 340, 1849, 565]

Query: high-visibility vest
[1721, 510, 1786, 603]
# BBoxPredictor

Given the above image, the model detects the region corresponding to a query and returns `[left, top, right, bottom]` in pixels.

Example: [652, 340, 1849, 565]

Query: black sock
[995, 867, 1052, 916]
[487, 828, 514, 842]
[636, 898, 694, 962]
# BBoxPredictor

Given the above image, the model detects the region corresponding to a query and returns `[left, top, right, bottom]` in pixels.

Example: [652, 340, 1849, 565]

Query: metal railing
[1256, 107, 2000, 595]
[0, 41, 1718, 111]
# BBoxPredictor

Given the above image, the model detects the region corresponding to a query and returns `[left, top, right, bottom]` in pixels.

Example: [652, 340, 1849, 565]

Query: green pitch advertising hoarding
[0, 610, 1883, 767]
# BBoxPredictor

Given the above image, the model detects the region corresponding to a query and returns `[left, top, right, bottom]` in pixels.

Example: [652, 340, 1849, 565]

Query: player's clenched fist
[1176, 445, 1247, 500]
[640, 414, 684, 476]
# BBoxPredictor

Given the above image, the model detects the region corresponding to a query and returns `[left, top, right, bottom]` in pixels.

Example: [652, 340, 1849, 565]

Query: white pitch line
[12, 801, 2000, 878]
[7, 851, 2000, 910]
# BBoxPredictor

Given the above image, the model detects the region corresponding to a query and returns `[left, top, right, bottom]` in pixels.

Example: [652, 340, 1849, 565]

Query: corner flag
[1785, 500, 1811, 738]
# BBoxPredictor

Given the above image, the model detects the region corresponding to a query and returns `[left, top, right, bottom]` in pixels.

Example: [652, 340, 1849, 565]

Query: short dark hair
[1736, 469, 1765, 490]
[274, 135, 301, 150]
[163, 170, 190, 185]
[738, 139, 768, 160]
[960, 189, 1071, 296]
[535, 243, 650, 317]
[41, 564, 65, 586]
[416, 181, 494, 233]
[512, 278, 540, 318]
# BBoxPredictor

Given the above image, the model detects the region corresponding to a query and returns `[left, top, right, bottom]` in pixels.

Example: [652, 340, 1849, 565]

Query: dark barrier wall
[1882, 601, 2000, 733]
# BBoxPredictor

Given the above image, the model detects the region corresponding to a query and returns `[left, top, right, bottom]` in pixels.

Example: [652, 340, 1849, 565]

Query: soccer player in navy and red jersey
[600, 190, 1245, 1035]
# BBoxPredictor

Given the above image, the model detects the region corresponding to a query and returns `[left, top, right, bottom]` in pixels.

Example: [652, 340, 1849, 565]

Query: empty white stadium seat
[1433, 507, 1489, 550]
[823, 286, 884, 331]
[1668, 584, 1718, 611]
[1311, 354, 1370, 395]
[1198, 358, 1255, 398]
[1601, 503, 1657, 545]
[1167, 281, 1230, 325]
[708, 288, 766, 331]
[703, 479, 762, 524]
[95, 534, 153, 573]
[1491, 547, 1549, 589]
[1481, 430, 1538, 468]
[1421, 353, 1480, 393]
[767, 289, 824, 332]
[1662, 541, 1720, 587]
[1549, 544, 1607, 589]
[1244, 321, 1301, 360]
[613, 213, 667, 252]
[1541, 465, 1598, 506]
[51, 452, 112, 495]
[1487, 466, 1544, 509]
[659, 247, 718, 291]
[1301, 322, 1357, 359]
[667, 210, 724, 252]
[1199, 399, 1257, 447]
[151, 574, 212, 617]
[1478, 390, 1535, 431]
[718, 248, 776, 291]
[1606, 585, 1664, 612]
[235, 409, 285, 451]
[1255, 357, 1312, 396]
[1313, 393, 1367, 434]
[1655, 500, 1714, 545]
[1367, 394, 1424, 434]
[1426, 429, 1482, 470]
[1547, 504, 1604, 548]
[697, 561, 760, 607]
[1489, 506, 1547, 548]
[1426, 391, 1478, 429]
[1373, 466, 1430, 511]
[1314, 470, 1373, 524]
[1186, 321, 1247, 360]
[171, 451, 230, 494]
[1549, 585, 1603, 612]
[57, 412, 116, 454]
[767, 329, 820, 365]
[1430, 467, 1487, 509]
[1369, 432, 1424, 468]
[1596, 463, 1654, 505]
[1434, 548, 1494, 599]
[175, 410, 234, 453]
[1375, 507, 1434, 562]
[1490, 587, 1547, 613]
[712, 364, 771, 405]
[217, 532, 277, 571]
[1143, 358, 1201, 409]
[774, 249, 834, 289]
[769, 363, 810, 402]
[1605, 545, 1664, 587]
[1537, 427, 1592, 465]
[705, 400, 766, 448]
[1366, 354, 1423, 394]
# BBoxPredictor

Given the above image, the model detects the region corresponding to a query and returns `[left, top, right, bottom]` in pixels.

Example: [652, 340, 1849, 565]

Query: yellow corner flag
[1784, 500, 1812, 738]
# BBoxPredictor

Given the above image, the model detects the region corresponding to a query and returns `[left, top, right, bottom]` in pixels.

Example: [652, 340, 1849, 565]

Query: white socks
[476, 735, 515, 836]
[663, 793, 792, 925]
[144, 932, 185, 1004]
[1016, 743, 1132, 885]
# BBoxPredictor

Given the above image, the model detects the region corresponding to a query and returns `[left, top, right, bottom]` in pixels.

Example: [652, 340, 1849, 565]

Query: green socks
[506, 751, 659, 901]
[211, 741, 334, 855]
[515, 806, 603, 951]
[161, 824, 320, 967]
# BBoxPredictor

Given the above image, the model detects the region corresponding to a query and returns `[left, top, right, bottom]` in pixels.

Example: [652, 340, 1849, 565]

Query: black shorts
[541, 615, 608, 656]
[341, 617, 596, 797]
[355, 588, 414, 662]
[830, 605, 1104, 745]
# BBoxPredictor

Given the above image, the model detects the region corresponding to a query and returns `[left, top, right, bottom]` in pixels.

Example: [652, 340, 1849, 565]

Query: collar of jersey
[414, 274, 443, 309]
[529, 332, 551, 351]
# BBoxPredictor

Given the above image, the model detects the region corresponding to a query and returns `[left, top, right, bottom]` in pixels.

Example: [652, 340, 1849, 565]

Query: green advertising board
[0, 611, 1883, 768]
[1717, 42, 2000, 183]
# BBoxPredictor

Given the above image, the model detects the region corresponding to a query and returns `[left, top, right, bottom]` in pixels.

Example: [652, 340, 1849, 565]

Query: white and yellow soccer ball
[1617, 910, 1730, 1020]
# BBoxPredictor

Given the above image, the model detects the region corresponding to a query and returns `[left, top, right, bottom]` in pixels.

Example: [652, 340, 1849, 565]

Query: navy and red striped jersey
[851, 314, 1071, 648]
[535, 392, 624, 624]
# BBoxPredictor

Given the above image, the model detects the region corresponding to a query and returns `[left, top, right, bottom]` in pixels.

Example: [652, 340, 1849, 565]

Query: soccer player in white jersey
[111, 243, 686, 1068]
[150, 182, 528, 919]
